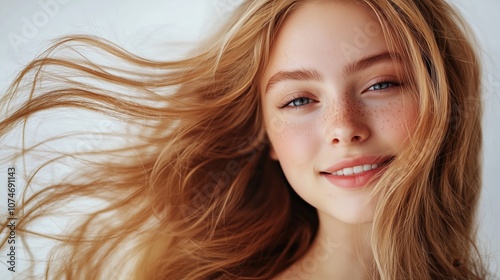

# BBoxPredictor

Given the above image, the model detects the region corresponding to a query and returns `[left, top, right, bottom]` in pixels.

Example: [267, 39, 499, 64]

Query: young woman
[0, 0, 489, 279]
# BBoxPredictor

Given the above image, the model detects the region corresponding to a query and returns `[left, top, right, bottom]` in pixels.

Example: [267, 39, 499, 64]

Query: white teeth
[353, 166, 364, 174]
[343, 168, 354, 176]
[331, 163, 379, 176]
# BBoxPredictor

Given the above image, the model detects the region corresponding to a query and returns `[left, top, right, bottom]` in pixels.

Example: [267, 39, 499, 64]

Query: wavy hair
[0, 0, 488, 279]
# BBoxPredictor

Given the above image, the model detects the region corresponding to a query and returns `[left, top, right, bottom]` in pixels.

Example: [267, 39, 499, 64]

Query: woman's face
[260, 1, 417, 224]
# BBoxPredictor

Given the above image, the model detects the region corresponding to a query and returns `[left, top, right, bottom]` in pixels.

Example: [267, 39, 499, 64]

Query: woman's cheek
[374, 99, 418, 145]
[268, 115, 319, 164]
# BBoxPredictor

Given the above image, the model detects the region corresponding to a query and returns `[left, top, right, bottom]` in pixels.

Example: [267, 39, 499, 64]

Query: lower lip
[321, 165, 386, 189]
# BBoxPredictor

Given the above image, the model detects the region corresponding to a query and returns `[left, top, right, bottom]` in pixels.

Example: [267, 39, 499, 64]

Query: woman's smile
[260, 0, 417, 224]
[320, 155, 395, 189]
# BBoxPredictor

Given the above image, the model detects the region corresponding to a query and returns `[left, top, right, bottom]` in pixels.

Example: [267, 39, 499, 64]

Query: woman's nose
[324, 99, 370, 145]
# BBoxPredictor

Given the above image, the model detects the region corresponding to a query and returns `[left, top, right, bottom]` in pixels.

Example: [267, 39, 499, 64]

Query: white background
[0, 0, 498, 278]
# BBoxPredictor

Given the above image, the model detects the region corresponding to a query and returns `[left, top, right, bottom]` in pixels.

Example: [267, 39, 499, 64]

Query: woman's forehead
[261, 1, 388, 87]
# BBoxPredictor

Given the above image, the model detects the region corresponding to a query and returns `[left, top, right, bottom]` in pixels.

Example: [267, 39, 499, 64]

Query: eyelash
[279, 80, 400, 109]
[279, 95, 314, 109]
[366, 79, 400, 91]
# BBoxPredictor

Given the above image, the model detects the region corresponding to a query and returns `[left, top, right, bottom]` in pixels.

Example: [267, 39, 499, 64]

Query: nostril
[332, 138, 340, 144]
[352, 135, 362, 142]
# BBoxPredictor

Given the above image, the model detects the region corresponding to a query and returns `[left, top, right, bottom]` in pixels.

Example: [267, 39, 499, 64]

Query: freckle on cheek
[359, 108, 366, 118]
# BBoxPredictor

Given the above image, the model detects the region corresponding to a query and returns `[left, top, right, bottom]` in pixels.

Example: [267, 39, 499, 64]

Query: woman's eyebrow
[264, 51, 400, 94]
[342, 51, 400, 77]
[265, 68, 322, 94]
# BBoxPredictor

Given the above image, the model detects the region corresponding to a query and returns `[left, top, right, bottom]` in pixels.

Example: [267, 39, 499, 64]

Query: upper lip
[321, 155, 394, 174]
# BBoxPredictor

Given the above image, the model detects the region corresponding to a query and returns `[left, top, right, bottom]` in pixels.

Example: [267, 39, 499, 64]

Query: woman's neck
[277, 212, 374, 280]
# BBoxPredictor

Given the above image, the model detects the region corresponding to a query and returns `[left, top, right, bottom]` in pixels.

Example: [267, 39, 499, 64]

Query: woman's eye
[286, 97, 313, 107]
[367, 81, 399, 91]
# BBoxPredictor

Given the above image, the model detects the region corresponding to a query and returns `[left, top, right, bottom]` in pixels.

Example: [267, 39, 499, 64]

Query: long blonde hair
[0, 0, 488, 279]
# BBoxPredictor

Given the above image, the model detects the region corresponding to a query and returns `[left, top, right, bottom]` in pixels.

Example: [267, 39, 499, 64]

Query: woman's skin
[260, 1, 418, 279]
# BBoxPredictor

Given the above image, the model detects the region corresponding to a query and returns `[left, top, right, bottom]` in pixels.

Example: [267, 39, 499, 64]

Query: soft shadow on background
[0, 0, 498, 278]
